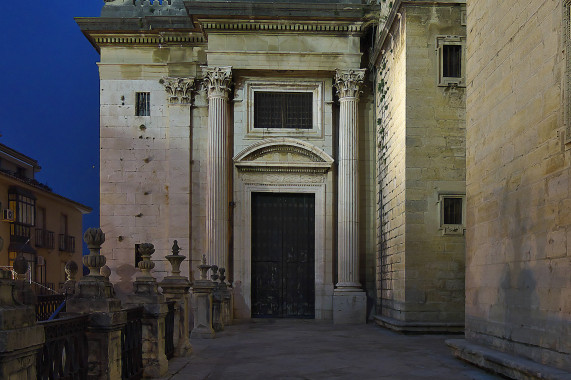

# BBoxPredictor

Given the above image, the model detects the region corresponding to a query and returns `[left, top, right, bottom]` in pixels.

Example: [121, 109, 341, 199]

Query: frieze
[160, 77, 195, 104]
[242, 173, 326, 184]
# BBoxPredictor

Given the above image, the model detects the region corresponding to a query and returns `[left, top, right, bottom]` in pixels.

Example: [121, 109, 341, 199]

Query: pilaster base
[333, 290, 366, 324]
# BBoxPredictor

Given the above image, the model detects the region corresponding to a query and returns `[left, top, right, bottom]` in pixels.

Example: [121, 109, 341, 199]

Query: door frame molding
[234, 182, 331, 319]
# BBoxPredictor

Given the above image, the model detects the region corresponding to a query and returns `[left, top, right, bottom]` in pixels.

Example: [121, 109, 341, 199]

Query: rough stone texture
[332, 291, 367, 324]
[374, 3, 467, 330]
[463, 0, 570, 373]
[0, 271, 44, 380]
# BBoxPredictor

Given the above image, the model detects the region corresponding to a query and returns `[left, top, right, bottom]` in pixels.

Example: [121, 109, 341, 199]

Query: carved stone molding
[202, 66, 232, 99]
[160, 77, 195, 104]
[334, 69, 366, 99]
[234, 138, 334, 174]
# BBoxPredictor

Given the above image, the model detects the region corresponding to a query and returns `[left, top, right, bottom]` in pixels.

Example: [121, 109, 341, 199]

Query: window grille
[136, 92, 150, 116]
[443, 45, 462, 78]
[254, 92, 312, 129]
[442, 197, 463, 225]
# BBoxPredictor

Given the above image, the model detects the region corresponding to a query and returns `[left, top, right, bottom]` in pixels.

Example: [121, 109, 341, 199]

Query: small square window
[136, 92, 150, 116]
[443, 197, 462, 224]
[439, 194, 465, 235]
[442, 45, 462, 79]
[437, 36, 465, 87]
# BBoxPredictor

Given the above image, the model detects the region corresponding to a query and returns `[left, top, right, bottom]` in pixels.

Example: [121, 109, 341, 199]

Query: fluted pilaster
[335, 68, 365, 289]
[203, 66, 232, 269]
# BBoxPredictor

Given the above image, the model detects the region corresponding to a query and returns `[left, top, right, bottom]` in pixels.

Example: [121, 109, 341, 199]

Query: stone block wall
[404, 4, 466, 324]
[466, 0, 570, 371]
[376, 13, 408, 320]
[99, 45, 205, 294]
[375, 3, 466, 327]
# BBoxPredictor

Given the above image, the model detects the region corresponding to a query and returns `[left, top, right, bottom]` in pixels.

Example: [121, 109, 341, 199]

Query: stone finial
[198, 255, 212, 280]
[334, 69, 366, 99]
[165, 240, 186, 277]
[160, 77, 195, 104]
[211, 265, 219, 282]
[12, 255, 28, 281]
[83, 228, 107, 276]
[100, 265, 111, 280]
[219, 268, 226, 283]
[65, 260, 79, 282]
[202, 66, 232, 99]
[137, 243, 156, 278]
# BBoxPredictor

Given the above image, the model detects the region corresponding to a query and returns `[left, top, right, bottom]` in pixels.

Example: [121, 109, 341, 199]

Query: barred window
[436, 36, 465, 87]
[442, 197, 462, 225]
[136, 92, 150, 116]
[254, 92, 312, 129]
[442, 45, 462, 78]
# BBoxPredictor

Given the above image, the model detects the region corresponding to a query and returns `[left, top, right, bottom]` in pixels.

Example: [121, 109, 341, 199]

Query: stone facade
[447, 0, 571, 376]
[372, 1, 467, 332]
[78, 0, 380, 323]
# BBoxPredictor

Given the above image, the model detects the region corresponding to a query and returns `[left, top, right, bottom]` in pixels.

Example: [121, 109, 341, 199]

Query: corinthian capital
[202, 66, 232, 99]
[334, 69, 366, 99]
[160, 77, 195, 104]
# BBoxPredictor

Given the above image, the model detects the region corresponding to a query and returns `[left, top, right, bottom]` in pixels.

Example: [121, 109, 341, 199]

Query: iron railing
[165, 301, 175, 360]
[35, 229, 55, 249]
[36, 314, 88, 380]
[58, 234, 76, 253]
[121, 306, 144, 380]
[36, 294, 66, 321]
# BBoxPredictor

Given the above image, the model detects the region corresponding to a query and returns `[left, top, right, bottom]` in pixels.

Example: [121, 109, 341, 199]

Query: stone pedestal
[190, 279, 216, 339]
[125, 243, 168, 378]
[160, 278, 192, 357]
[333, 291, 367, 324]
[333, 69, 367, 324]
[0, 269, 44, 380]
[66, 228, 125, 379]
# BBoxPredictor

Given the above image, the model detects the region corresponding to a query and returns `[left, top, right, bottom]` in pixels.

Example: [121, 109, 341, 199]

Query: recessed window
[442, 197, 462, 225]
[136, 92, 150, 116]
[437, 36, 465, 87]
[439, 194, 465, 235]
[254, 92, 313, 129]
[442, 45, 462, 79]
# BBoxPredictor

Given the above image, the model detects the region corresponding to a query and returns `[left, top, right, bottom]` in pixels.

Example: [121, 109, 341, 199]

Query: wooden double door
[251, 192, 315, 318]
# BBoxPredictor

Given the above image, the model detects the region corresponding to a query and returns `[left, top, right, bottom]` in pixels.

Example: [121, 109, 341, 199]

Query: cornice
[90, 32, 206, 48]
[197, 19, 365, 35]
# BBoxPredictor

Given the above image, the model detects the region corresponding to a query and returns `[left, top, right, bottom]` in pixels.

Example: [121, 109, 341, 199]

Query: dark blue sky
[0, 3, 103, 253]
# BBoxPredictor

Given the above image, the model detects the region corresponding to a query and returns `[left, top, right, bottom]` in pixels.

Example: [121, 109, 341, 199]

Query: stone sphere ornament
[65, 260, 79, 281]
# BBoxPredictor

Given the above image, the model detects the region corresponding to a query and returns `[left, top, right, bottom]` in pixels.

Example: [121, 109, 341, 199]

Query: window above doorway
[245, 80, 324, 139]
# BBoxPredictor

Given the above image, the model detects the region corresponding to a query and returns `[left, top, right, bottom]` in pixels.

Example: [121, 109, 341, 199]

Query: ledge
[374, 315, 464, 334]
[446, 339, 571, 380]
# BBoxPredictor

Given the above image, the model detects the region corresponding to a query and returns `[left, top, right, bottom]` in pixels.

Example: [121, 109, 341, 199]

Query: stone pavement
[159, 319, 502, 380]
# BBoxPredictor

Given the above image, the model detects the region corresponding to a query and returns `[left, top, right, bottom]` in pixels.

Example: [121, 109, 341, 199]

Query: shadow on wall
[115, 263, 138, 296]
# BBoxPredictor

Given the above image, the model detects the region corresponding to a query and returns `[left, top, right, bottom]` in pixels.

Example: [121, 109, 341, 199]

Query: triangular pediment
[234, 138, 334, 174]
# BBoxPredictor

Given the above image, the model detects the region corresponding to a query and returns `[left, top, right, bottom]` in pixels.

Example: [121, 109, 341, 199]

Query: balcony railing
[58, 234, 75, 253]
[35, 229, 54, 249]
[36, 294, 66, 321]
